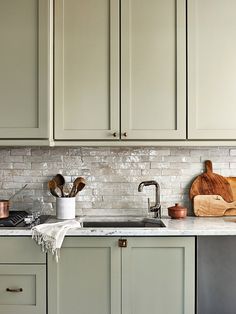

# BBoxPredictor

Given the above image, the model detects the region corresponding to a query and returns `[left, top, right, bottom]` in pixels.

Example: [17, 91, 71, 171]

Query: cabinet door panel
[121, 0, 186, 140]
[0, 237, 46, 264]
[188, 0, 236, 139]
[48, 237, 121, 314]
[0, 265, 46, 314]
[55, 0, 119, 140]
[122, 237, 195, 314]
[0, 0, 49, 139]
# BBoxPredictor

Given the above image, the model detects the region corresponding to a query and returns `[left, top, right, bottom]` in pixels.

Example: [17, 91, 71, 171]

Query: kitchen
[0, 0, 236, 313]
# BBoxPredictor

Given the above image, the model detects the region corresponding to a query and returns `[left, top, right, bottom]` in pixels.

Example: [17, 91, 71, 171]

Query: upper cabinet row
[1, 0, 236, 143]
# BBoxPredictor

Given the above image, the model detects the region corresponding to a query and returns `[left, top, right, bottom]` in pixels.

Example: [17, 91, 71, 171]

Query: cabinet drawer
[0, 265, 46, 314]
[0, 237, 45, 264]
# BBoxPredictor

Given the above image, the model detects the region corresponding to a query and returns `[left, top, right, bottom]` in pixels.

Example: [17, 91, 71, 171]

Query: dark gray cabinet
[197, 236, 236, 314]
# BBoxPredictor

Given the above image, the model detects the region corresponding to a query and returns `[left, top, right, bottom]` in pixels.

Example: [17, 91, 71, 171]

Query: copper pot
[0, 200, 10, 219]
[0, 185, 28, 219]
[168, 203, 187, 219]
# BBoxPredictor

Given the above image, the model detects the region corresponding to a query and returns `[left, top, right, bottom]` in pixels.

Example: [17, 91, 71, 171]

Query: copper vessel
[0, 200, 10, 218]
[0, 185, 28, 219]
[168, 203, 187, 219]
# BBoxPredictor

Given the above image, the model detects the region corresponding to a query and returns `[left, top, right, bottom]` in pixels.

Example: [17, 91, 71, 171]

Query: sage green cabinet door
[54, 0, 119, 140]
[48, 237, 121, 314]
[0, 237, 46, 264]
[0, 0, 50, 139]
[121, 0, 186, 140]
[122, 237, 195, 314]
[0, 265, 46, 314]
[188, 0, 236, 140]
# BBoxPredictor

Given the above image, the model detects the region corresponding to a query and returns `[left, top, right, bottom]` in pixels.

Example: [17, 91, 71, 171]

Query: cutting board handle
[205, 160, 213, 174]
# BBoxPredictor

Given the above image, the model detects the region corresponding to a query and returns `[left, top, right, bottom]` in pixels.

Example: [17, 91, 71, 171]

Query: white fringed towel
[32, 220, 81, 262]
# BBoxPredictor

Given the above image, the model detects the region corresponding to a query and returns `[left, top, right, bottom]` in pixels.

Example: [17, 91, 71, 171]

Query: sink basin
[82, 219, 165, 228]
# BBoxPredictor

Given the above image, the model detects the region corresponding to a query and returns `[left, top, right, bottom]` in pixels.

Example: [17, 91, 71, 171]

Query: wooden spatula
[189, 160, 233, 202]
[194, 195, 236, 216]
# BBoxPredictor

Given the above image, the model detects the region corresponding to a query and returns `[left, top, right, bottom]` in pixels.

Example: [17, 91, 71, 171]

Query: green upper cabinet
[121, 0, 186, 140]
[54, 0, 120, 140]
[188, 0, 236, 140]
[0, 0, 50, 139]
[54, 0, 186, 141]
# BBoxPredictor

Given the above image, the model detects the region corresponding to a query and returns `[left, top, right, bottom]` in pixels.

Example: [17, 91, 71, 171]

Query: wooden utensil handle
[205, 160, 213, 173]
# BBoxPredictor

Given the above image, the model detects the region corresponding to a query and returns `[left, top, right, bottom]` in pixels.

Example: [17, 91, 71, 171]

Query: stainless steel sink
[82, 218, 166, 228]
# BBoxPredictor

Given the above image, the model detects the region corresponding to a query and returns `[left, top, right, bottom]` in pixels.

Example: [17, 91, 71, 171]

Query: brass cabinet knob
[123, 132, 127, 137]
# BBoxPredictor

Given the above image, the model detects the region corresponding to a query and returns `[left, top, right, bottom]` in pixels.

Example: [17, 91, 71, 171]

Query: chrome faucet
[138, 180, 161, 218]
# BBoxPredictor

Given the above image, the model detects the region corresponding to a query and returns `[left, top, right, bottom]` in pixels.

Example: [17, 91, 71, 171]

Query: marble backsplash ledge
[0, 146, 235, 216]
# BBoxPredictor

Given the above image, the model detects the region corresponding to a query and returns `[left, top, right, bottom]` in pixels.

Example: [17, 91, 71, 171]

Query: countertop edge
[1, 216, 236, 236]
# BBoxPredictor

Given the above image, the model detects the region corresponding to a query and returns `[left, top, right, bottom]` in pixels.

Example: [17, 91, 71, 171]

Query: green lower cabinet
[0, 237, 46, 314]
[0, 265, 46, 314]
[48, 237, 121, 314]
[48, 237, 195, 314]
[122, 237, 195, 314]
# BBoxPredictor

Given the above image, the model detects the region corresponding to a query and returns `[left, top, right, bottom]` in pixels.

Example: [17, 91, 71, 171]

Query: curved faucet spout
[138, 180, 161, 218]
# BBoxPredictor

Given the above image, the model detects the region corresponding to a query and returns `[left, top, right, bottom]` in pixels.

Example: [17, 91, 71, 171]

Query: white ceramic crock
[56, 197, 75, 219]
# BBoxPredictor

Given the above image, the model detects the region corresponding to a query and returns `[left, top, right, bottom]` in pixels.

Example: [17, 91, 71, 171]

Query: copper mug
[0, 200, 10, 218]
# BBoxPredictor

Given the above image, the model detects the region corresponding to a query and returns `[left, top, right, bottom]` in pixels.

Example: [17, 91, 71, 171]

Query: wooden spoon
[48, 179, 60, 197]
[69, 177, 86, 197]
[53, 174, 65, 197]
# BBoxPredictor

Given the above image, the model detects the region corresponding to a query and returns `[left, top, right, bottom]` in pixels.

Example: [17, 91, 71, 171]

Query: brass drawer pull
[118, 239, 128, 247]
[6, 288, 23, 293]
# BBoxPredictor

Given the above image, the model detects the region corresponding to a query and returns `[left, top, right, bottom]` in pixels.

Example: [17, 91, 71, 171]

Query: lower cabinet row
[2, 236, 236, 314]
[0, 237, 195, 314]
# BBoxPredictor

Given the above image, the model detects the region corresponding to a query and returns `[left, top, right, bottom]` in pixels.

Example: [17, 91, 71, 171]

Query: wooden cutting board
[194, 195, 236, 216]
[226, 177, 236, 200]
[189, 160, 233, 202]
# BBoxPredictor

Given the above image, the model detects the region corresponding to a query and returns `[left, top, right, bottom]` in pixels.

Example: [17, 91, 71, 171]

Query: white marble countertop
[2, 215, 236, 236]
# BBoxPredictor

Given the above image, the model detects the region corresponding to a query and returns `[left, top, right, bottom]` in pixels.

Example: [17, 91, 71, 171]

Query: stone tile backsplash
[0, 146, 236, 216]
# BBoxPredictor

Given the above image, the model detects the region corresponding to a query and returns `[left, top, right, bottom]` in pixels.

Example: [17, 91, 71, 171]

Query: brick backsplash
[0, 146, 236, 217]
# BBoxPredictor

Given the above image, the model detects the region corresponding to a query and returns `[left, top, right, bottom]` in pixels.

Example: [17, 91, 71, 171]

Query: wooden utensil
[53, 174, 65, 197]
[69, 177, 86, 197]
[189, 160, 233, 202]
[48, 179, 60, 197]
[194, 195, 236, 216]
